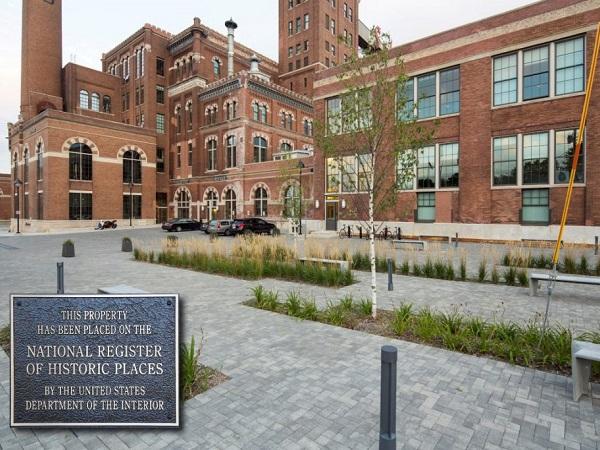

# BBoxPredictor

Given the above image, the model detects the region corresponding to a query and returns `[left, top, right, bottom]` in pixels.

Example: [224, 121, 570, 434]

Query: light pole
[297, 161, 305, 236]
[14, 178, 22, 234]
[129, 180, 134, 227]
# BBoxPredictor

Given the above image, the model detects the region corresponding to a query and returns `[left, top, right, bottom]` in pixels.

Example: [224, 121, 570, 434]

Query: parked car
[231, 218, 279, 236]
[206, 219, 234, 236]
[162, 218, 203, 232]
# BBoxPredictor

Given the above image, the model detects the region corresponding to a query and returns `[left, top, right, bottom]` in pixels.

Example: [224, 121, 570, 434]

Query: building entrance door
[325, 200, 338, 231]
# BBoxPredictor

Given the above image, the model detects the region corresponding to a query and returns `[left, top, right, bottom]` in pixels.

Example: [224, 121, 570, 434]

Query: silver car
[206, 219, 234, 236]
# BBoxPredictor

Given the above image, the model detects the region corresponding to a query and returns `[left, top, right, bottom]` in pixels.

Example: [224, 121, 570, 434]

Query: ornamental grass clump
[459, 253, 467, 281]
[285, 291, 302, 317]
[578, 255, 590, 275]
[400, 260, 410, 275]
[504, 266, 517, 286]
[517, 269, 529, 287]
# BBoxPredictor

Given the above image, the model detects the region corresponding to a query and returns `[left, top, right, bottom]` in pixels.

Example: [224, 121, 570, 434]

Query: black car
[162, 218, 203, 232]
[231, 218, 279, 236]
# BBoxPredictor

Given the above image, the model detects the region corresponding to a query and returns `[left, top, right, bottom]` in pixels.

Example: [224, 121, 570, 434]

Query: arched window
[253, 137, 267, 163]
[91, 93, 100, 112]
[226, 135, 236, 168]
[206, 191, 218, 220]
[177, 190, 191, 219]
[225, 189, 237, 219]
[103, 95, 112, 113]
[176, 106, 182, 133]
[213, 59, 221, 78]
[281, 142, 293, 153]
[36, 143, 43, 181]
[207, 139, 217, 171]
[23, 149, 29, 183]
[226, 101, 237, 120]
[79, 90, 89, 109]
[255, 187, 268, 217]
[69, 143, 93, 181]
[284, 185, 300, 218]
[253, 103, 260, 121]
[259, 105, 268, 123]
[187, 103, 193, 130]
[123, 150, 142, 184]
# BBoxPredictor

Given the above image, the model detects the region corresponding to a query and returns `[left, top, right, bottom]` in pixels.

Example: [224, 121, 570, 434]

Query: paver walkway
[0, 229, 598, 449]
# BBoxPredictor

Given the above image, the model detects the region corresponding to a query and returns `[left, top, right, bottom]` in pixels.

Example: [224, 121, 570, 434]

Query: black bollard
[396, 227, 402, 240]
[57, 262, 64, 294]
[380, 346, 397, 450]
[384, 227, 389, 240]
[359, 226, 363, 240]
[595, 236, 598, 256]
[387, 258, 394, 291]
[347, 225, 351, 238]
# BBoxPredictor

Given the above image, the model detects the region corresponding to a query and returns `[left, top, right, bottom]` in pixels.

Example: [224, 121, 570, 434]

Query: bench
[529, 273, 600, 296]
[97, 285, 149, 295]
[298, 257, 350, 272]
[572, 340, 600, 401]
[392, 240, 426, 251]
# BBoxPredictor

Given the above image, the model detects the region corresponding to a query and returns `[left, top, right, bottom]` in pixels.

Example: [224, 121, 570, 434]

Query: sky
[0, 0, 536, 173]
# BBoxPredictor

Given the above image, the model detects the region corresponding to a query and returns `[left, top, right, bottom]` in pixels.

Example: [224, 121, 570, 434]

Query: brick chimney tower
[20, 0, 63, 122]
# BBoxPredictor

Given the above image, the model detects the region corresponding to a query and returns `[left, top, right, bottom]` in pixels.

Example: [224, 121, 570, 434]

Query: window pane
[326, 158, 340, 193]
[439, 143, 459, 188]
[555, 130, 584, 183]
[494, 54, 517, 105]
[417, 74, 436, 119]
[493, 136, 517, 185]
[523, 46, 549, 100]
[327, 97, 341, 134]
[341, 156, 356, 192]
[417, 192, 435, 222]
[397, 78, 414, 121]
[522, 189, 549, 223]
[556, 37, 584, 95]
[522, 132, 549, 185]
[440, 68, 460, 115]
[417, 146, 435, 189]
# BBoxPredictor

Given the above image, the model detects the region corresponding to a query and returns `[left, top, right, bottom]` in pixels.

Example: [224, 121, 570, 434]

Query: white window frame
[397, 143, 460, 193]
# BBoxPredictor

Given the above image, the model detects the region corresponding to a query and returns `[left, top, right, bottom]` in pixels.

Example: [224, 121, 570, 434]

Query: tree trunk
[369, 175, 377, 319]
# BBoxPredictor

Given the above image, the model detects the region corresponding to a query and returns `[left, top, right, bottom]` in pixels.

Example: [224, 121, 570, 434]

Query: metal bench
[298, 257, 350, 272]
[97, 285, 149, 294]
[392, 240, 426, 251]
[572, 340, 600, 401]
[529, 273, 600, 296]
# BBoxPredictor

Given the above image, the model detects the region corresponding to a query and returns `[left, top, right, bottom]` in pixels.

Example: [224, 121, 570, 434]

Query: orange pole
[552, 23, 600, 265]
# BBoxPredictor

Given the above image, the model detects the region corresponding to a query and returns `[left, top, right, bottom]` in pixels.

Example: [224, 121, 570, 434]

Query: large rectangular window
[417, 146, 436, 189]
[123, 195, 142, 220]
[69, 193, 92, 220]
[493, 136, 518, 186]
[397, 78, 414, 121]
[156, 113, 165, 134]
[156, 147, 164, 173]
[417, 193, 435, 222]
[522, 132, 549, 185]
[156, 85, 165, 104]
[326, 97, 342, 134]
[439, 143, 459, 188]
[555, 130, 584, 184]
[556, 37, 585, 95]
[417, 73, 436, 119]
[326, 158, 340, 193]
[523, 46, 549, 100]
[357, 154, 372, 192]
[494, 53, 518, 106]
[439, 68, 460, 115]
[341, 156, 356, 192]
[522, 189, 549, 224]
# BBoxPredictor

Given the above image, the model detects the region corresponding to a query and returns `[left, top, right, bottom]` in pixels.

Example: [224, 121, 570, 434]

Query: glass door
[325, 200, 338, 231]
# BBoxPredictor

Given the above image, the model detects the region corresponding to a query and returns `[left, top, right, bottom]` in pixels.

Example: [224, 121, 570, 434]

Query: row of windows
[108, 48, 145, 80]
[400, 67, 461, 120]
[399, 143, 460, 191]
[16, 143, 44, 184]
[326, 155, 373, 193]
[288, 40, 310, 58]
[67, 193, 142, 221]
[287, 14, 310, 36]
[493, 130, 584, 187]
[493, 36, 584, 106]
[79, 90, 112, 113]
[66, 144, 144, 185]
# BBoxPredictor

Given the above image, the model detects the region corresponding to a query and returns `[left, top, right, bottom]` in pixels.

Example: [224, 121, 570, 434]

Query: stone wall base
[8, 219, 157, 234]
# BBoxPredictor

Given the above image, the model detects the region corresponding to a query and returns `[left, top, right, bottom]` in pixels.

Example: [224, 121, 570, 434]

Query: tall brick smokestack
[21, 0, 64, 121]
[225, 18, 238, 77]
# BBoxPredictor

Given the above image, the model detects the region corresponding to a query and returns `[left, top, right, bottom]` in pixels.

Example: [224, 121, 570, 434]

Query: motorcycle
[95, 220, 118, 230]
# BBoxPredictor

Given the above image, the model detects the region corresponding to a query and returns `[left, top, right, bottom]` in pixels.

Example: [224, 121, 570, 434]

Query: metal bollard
[396, 227, 402, 240]
[379, 346, 397, 450]
[595, 236, 598, 256]
[387, 258, 394, 291]
[347, 225, 351, 238]
[359, 226, 363, 240]
[455, 233, 459, 249]
[384, 227, 389, 240]
[57, 262, 64, 294]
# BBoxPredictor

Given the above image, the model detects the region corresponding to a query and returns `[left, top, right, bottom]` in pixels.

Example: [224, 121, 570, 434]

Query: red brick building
[0, 174, 11, 222]
[7, 0, 599, 242]
[313, 0, 600, 243]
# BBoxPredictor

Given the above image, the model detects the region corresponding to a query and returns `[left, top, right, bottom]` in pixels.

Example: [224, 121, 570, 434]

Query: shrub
[459, 256, 467, 281]
[423, 258, 434, 278]
[478, 260, 487, 282]
[180, 334, 201, 400]
[339, 295, 354, 311]
[491, 266, 500, 284]
[358, 298, 373, 316]
[412, 263, 422, 277]
[285, 291, 302, 317]
[517, 269, 529, 287]
[400, 260, 410, 275]
[504, 267, 517, 286]
[578, 255, 590, 275]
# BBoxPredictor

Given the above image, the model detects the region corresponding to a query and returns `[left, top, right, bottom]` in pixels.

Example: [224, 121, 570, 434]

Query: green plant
[517, 269, 529, 287]
[434, 260, 447, 279]
[412, 263, 422, 277]
[501, 253, 511, 267]
[414, 308, 438, 341]
[339, 295, 354, 311]
[491, 266, 500, 284]
[358, 298, 373, 316]
[478, 260, 487, 282]
[578, 255, 590, 275]
[446, 262, 455, 281]
[180, 334, 201, 400]
[423, 258, 434, 278]
[459, 256, 467, 281]
[262, 291, 280, 311]
[300, 299, 318, 321]
[251, 285, 266, 305]
[324, 302, 346, 326]
[64, 239, 74, 245]
[392, 303, 413, 335]
[285, 291, 302, 317]
[504, 266, 517, 286]
[400, 260, 410, 275]
[562, 255, 577, 274]
[0, 325, 10, 354]
[440, 311, 463, 335]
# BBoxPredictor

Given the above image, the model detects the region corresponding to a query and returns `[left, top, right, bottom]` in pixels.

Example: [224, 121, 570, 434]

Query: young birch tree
[315, 28, 435, 318]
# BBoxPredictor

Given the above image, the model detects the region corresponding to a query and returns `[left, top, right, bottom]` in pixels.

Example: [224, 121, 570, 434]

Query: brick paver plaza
[0, 228, 598, 449]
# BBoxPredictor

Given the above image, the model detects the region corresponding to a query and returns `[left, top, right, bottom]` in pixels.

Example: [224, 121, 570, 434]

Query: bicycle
[339, 225, 353, 239]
